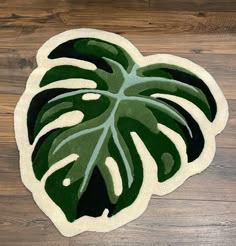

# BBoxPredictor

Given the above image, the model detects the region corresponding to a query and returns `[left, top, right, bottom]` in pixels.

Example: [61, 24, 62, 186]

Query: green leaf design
[15, 29, 228, 237]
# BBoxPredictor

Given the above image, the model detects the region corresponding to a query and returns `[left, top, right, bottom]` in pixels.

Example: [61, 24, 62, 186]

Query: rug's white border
[14, 28, 228, 237]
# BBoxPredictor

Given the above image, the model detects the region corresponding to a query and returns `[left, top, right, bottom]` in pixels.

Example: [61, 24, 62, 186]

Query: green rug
[14, 29, 228, 237]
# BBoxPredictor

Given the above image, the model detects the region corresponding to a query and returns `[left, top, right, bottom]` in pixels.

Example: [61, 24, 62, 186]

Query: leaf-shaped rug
[14, 29, 228, 237]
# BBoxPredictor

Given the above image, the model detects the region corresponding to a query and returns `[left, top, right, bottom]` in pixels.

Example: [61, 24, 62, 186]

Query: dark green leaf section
[28, 88, 73, 144]
[48, 38, 135, 73]
[76, 166, 115, 219]
[32, 128, 69, 180]
[45, 159, 116, 222]
[43, 119, 144, 222]
[43, 130, 110, 222]
[125, 79, 212, 122]
[31, 101, 116, 181]
[107, 119, 144, 216]
[28, 88, 111, 144]
[41, 125, 142, 222]
[117, 117, 181, 183]
[147, 98, 204, 162]
[137, 64, 217, 121]
[40, 65, 108, 89]
[45, 161, 83, 222]
[33, 126, 103, 182]
[40, 63, 126, 93]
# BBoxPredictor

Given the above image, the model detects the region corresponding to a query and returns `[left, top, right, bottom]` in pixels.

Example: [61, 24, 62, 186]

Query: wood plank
[0, 0, 149, 10]
[129, 34, 236, 55]
[1, 7, 236, 35]
[0, 197, 69, 244]
[1, 32, 236, 55]
[1, 196, 234, 245]
[150, 0, 236, 12]
[72, 198, 235, 245]
[2, 0, 236, 12]
[0, 172, 28, 196]
[0, 9, 236, 54]
[55, 11, 236, 34]
[1, 33, 236, 56]
[0, 7, 236, 54]
[1, 243, 69, 246]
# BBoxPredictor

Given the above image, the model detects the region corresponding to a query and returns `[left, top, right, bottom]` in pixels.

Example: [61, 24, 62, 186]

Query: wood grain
[150, 0, 236, 12]
[0, 0, 235, 245]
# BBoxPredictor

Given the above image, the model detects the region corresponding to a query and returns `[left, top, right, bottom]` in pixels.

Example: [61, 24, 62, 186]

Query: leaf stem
[110, 124, 133, 187]
[78, 98, 122, 196]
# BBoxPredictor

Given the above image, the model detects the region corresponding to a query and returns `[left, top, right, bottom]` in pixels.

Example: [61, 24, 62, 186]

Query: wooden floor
[0, 0, 236, 245]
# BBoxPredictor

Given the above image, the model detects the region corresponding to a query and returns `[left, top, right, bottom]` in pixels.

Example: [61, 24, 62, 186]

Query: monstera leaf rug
[14, 29, 228, 237]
